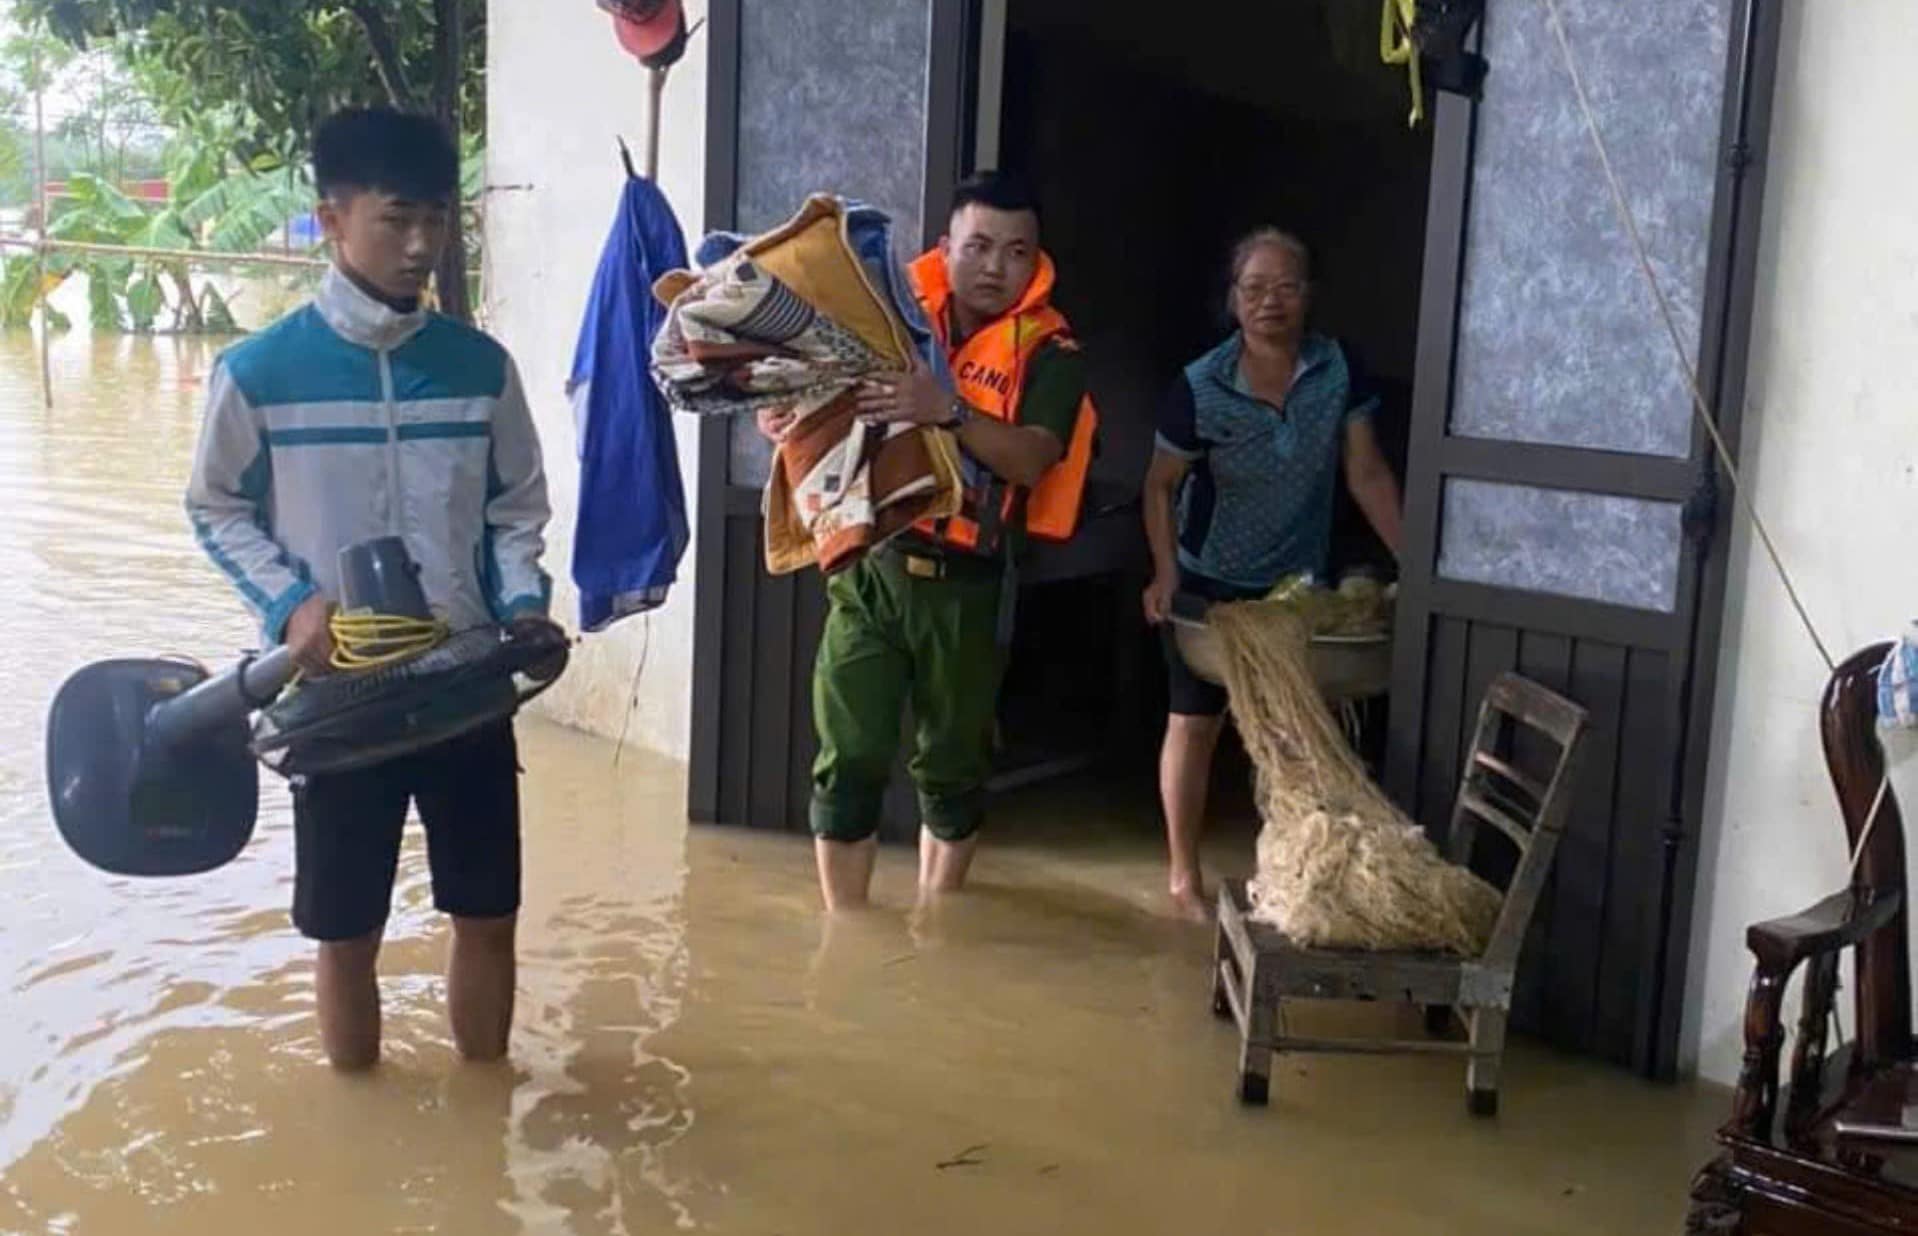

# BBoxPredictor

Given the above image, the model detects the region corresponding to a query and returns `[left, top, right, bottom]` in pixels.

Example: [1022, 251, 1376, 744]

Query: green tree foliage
[20, 0, 483, 320]
[22, 1, 482, 141]
[53, 39, 162, 183]
[0, 125, 323, 332]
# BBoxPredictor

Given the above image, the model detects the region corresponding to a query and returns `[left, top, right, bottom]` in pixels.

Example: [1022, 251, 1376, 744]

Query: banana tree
[161, 153, 316, 330]
[0, 255, 71, 331]
[0, 154, 317, 333]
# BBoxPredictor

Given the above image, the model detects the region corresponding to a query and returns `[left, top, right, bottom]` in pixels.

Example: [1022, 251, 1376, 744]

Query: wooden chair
[1211, 671, 1589, 1115]
[1688, 643, 1918, 1235]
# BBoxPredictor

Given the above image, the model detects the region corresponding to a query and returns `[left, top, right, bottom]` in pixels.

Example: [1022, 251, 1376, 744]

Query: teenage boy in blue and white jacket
[186, 107, 550, 1071]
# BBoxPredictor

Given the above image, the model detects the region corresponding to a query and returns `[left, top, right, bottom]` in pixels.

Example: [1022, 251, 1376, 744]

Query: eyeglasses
[1236, 279, 1308, 304]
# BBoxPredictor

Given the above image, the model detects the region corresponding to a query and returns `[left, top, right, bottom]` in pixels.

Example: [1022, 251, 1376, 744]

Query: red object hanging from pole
[598, 0, 689, 70]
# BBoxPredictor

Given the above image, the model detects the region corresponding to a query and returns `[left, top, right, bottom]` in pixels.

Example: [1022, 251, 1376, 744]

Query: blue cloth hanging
[569, 173, 691, 633]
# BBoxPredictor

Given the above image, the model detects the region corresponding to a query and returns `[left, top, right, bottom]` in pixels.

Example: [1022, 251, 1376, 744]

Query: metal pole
[0, 237, 477, 278]
[31, 33, 51, 410]
[645, 65, 667, 180]
[0, 236, 331, 270]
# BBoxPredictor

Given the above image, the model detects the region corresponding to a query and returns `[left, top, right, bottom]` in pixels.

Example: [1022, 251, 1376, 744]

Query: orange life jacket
[906, 250, 1098, 555]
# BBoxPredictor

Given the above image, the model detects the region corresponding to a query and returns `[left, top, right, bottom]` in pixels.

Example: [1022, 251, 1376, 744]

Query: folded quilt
[652, 196, 961, 575]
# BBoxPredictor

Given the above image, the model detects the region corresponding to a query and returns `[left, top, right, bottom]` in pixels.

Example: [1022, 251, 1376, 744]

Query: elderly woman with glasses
[1140, 228, 1404, 920]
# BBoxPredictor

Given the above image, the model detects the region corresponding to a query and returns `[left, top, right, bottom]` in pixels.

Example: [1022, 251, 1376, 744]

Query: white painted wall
[484, 0, 708, 759]
[1684, 0, 1918, 1084]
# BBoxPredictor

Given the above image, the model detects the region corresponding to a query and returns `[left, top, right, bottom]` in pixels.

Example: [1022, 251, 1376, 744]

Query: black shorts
[290, 722, 522, 942]
[1163, 570, 1266, 717]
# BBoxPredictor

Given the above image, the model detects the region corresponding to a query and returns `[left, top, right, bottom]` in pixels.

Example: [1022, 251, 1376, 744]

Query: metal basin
[1169, 599, 1393, 703]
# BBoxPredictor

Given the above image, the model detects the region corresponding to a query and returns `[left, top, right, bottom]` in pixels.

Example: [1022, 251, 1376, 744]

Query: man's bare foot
[1167, 881, 1213, 923]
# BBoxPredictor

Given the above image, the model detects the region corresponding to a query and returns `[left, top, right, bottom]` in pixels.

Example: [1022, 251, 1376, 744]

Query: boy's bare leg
[448, 913, 517, 1061]
[316, 930, 383, 1070]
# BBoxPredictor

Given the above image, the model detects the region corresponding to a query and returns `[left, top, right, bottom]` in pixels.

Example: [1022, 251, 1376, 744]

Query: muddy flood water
[0, 327, 1724, 1234]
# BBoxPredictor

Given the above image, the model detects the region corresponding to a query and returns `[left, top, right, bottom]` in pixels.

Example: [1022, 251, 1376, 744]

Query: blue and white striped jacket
[186, 266, 552, 641]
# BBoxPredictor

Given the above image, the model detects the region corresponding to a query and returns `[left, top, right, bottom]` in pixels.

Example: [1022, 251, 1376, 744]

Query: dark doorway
[689, 0, 1436, 836]
[988, 0, 1429, 786]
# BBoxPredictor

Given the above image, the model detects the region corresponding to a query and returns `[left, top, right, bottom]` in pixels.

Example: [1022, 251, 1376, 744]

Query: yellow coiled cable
[327, 610, 450, 672]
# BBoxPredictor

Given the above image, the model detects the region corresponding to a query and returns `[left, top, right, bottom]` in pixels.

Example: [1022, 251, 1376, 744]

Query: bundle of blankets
[651, 195, 964, 575]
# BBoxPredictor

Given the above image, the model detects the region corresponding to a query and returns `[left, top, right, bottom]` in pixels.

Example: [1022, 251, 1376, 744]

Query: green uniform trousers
[809, 546, 1003, 843]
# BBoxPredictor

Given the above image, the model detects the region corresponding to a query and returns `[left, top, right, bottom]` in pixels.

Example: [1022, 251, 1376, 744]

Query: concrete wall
[1684, 0, 1918, 1083]
[484, 0, 708, 759]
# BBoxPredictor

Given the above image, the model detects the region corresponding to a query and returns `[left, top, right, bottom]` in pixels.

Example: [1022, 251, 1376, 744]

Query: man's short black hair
[313, 107, 459, 203]
[949, 170, 1040, 227]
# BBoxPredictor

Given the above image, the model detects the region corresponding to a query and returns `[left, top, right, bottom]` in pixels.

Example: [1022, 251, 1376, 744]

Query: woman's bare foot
[1167, 879, 1212, 923]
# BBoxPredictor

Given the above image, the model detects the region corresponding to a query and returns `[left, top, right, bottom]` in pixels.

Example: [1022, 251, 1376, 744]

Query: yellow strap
[1380, 0, 1425, 128]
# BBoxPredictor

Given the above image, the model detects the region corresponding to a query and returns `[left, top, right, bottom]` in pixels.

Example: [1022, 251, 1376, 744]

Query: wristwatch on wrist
[939, 399, 970, 431]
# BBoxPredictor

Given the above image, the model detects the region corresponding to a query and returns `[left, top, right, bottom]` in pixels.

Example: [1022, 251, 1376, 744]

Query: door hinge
[1726, 142, 1756, 175]
[1681, 464, 1719, 547]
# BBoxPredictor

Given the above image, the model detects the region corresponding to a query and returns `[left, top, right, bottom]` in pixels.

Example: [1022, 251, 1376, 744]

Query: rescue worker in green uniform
[756, 171, 1095, 910]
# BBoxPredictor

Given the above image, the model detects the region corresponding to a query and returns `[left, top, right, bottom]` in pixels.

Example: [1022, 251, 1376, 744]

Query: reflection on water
[0, 328, 281, 1165]
[0, 327, 1723, 1234]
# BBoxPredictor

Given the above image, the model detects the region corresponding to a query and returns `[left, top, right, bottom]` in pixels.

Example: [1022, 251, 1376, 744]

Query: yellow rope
[326, 610, 449, 672]
[1381, 0, 1425, 127]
